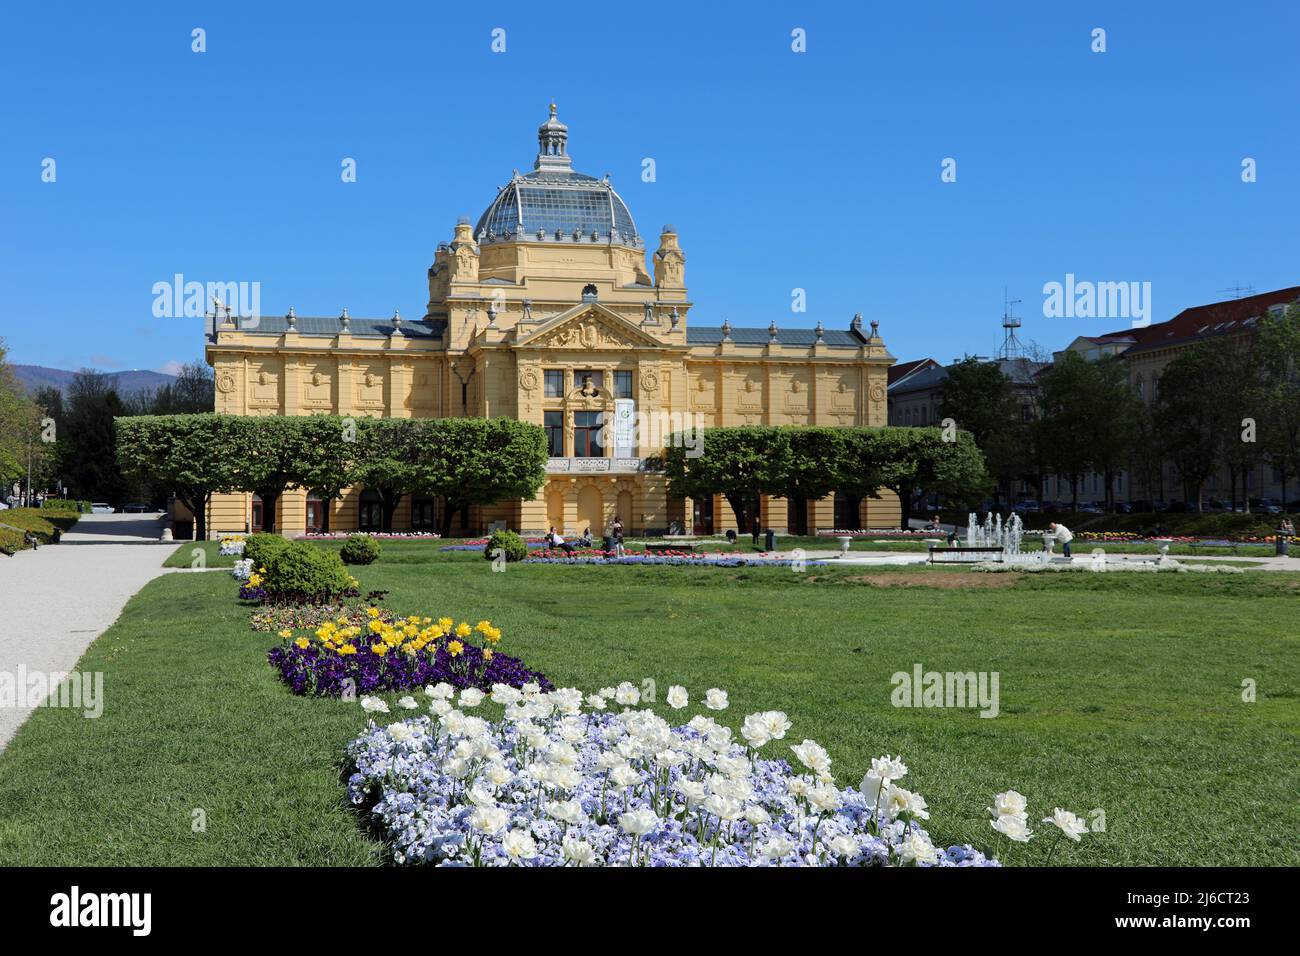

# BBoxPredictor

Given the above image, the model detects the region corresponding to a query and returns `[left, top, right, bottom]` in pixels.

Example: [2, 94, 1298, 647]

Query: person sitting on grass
[578, 527, 593, 548]
[1048, 521, 1074, 558]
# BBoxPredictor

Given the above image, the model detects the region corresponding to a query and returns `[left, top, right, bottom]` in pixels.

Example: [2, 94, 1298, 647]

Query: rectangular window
[543, 369, 564, 398]
[544, 410, 564, 457]
[410, 497, 437, 531]
[573, 411, 604, 458]
[614, 370, 633, 398]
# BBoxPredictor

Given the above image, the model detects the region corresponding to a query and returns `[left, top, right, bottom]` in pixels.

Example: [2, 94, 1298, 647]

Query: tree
[1035, 352, 1098, 510]
[1083, 356, 1141, 512]
[1256, 304, 1300, 508]
[229, 416, 316, 534]
[765, 427, 849, 534]
[0, 340, 47, 499]
[1154, 343, 1224, 511]
[354, 417, 428, 534]
[937, 359, 1026, 507]
[663, 426, 790, 534]
[418, 418, 547, 537]
[296, 416, 361, 534]
[61, 370, 128, 504]
[872, 427, 988, 529]
[115, 414, 246, 540]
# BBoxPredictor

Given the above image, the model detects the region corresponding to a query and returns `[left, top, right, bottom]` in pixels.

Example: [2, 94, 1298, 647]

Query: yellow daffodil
[455, 622, 472, 639]
[482, 648, 493, 662]
[371, 643, 388, 656]
[367, 607, 380, 619]
[294, 637, 310, 649]
[278, 628, 293, 639]
[339, 643, 357, 655]
[447, 640, 464, 657]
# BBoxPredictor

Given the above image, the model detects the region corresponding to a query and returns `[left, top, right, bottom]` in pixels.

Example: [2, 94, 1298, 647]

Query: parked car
[122, 502, 157, 513]
[1013, 499, 1041, 513]
[91, 502, 115, 514]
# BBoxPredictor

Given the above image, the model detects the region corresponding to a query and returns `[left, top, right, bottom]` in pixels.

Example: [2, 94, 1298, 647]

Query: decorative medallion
[216, 371, 236, 394]
[869, 383, 886, 403]
[519, 369, 540, 392]
[641, 370, 660, 392]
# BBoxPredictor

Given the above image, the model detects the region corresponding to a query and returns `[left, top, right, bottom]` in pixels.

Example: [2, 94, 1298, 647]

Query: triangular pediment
[516, 302, 666, 350]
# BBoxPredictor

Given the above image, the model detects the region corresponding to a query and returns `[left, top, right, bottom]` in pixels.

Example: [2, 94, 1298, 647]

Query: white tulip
[619, 808, 659, 836]
[704, 688, 729, 711]
[666, 685, 689, 709]
[1042, 808, 1088, 842]
[991, 813, 1033, 842]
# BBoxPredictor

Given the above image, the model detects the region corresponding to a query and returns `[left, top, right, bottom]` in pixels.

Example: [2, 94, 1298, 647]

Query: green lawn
[2, 542, 1296, 866]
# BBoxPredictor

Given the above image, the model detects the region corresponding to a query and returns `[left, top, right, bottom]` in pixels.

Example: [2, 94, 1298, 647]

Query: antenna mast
[997, 289, 1028, 360]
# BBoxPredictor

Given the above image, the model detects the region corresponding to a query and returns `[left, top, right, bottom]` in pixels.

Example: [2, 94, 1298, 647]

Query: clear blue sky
[1, 0, 1297, 374]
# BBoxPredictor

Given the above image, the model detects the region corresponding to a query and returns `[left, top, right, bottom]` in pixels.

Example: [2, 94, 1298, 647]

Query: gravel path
[0, 513, 178, 749]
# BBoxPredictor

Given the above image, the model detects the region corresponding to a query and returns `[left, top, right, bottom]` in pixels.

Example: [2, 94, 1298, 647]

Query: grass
[2, 542, 1297, 866]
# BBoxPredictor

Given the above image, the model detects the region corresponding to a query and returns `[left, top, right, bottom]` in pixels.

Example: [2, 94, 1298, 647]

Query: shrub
[244, 533, 291, 568]
[1, 508, 67, 543]
[256, 541, 353, 605]
[340, 533, 382, 565]
[484, 529, 528, 563]
[41, 499, 90, 513]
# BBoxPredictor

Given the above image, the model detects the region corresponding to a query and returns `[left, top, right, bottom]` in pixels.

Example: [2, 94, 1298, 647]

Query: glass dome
[472, 105, 642, 249]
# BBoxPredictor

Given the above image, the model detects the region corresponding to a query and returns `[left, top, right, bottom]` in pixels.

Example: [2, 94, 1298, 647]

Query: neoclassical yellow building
[205, 107, 900, 537]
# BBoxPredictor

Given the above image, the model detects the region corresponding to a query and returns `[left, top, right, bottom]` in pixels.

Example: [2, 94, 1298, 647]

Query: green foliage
[416, 418, 548, 537]
[664, 426, 788, 531]
[244, 532, 291, 569]
[258, 540, 352, 605]
[340, 533, 381, 565]
[115, 414, 248, 540]
[41, 498, 91, 513]
[484, 528, 528, 562]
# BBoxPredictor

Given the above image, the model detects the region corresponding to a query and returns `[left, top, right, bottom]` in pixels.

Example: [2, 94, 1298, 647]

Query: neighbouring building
[203, 106, 901, 537]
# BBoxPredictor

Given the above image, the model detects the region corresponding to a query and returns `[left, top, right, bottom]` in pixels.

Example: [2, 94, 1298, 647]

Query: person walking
[612, 516, 625, 557]
[1048, 521, 1074, 558]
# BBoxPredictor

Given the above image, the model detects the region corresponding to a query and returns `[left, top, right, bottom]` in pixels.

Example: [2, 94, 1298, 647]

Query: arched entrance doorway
[616, 490, 634, 532]
[547, 489, 565, 531]
[576, 485, 603, 534]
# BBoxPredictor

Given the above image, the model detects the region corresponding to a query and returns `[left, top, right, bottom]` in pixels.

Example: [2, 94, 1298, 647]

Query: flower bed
[268, 613, 550, 697]
[441, 538, 549, 552]
[524, 549, 824, 567]
[344, 682, 1036, 866]
[251, 602, 399, 633]
[302, 531, 442, 540]
[815, 529, 932, 538]
[218, 535, 246, 555]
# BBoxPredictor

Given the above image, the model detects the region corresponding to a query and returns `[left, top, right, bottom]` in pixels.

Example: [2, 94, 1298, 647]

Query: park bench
[646, 542, 697, 554]
[1188, 539, 1240, 555]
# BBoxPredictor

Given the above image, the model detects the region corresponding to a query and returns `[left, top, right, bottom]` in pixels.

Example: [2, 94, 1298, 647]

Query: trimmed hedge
[41, 499, 91, 514]
[484, 529, 528, 563]
[259, 541, 353, 605]
[340, 533, 381, 565]
[244, 533, 292, 569]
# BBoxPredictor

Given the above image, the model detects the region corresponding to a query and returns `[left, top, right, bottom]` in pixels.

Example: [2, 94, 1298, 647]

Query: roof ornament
[486, 304, 498, 328]
[340, 307, 350, 332]
[522, 298, 533, 321]
[870, 318, 880, 338]
[851, 312, 864, 335]
[392, 309, 402, 330]
[814, 320, 825, 342]
[721, 319, 732, 341]
[768, 320, 779, 343]
[535, 102, 573, 172]
[286, 307, 296, 331]
[671, 306, 680, 329]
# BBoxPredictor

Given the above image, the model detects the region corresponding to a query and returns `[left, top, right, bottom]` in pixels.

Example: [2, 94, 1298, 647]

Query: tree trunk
[260, 489, 281, 534]
[896, 483, 914, 531]
[439, 499, 458, 538]
[724, 494, 752, 537]
[321, 496, 331, 534]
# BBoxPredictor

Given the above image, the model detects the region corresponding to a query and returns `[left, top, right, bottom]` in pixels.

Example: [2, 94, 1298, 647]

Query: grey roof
[217, 315, 441, 339]
[686, 325, 868, 349]
[475, 170, 641, 249]
[888, 357, 1046, 395]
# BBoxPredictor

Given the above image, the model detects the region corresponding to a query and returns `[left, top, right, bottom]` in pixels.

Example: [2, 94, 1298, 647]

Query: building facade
[204, 107, 900, 537]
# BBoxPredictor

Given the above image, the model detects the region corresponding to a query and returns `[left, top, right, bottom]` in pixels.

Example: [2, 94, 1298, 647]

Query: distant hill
[11, 365, 178, 396]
